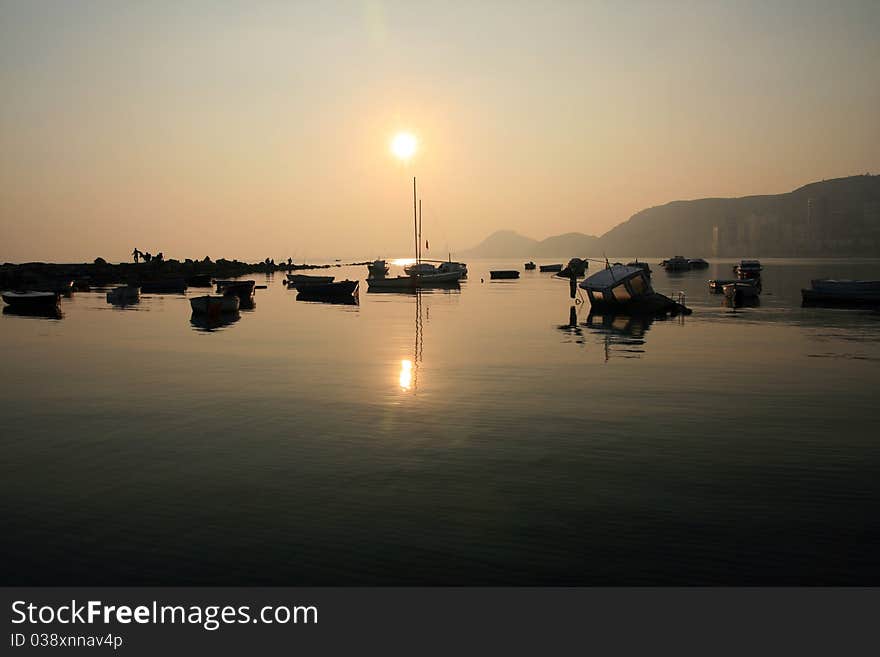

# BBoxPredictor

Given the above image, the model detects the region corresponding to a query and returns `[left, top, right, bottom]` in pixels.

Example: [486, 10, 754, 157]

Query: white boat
[190, 295, 240, 314]
[106, 285, 140, 305]
[286, 274, 335, 286]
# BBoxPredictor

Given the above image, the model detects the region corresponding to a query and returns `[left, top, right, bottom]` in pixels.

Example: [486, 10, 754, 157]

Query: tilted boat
[106, 285, 140, 305]
[579, 264, 691, 315]
[2, 291, 61, 309]
[190, 295, 241, 314]
[490, 270, 519, 279]
[801, 279, 880, 306]
[286, 274, 335, 286]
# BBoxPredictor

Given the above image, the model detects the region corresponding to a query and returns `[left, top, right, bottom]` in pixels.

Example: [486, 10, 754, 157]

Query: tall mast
[412, 176, 418, 263]
[418, 199, 422, 263]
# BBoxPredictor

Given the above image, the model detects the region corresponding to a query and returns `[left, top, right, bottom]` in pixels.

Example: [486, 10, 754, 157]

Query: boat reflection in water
[3, 305, 64, 320]
[189, 311, 241, 333]
[583, 311, 660, 360]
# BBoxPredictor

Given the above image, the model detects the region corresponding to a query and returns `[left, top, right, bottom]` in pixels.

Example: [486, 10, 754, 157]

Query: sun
[390, 132, 418, 161]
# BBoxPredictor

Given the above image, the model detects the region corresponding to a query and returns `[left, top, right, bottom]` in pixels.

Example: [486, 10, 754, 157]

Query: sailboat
[367, 178, 463, 290]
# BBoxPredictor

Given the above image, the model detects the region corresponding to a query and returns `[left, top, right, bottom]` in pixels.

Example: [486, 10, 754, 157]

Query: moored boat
[557, 258, 588, 278]
[367, 270, 462, 290]
[524, 261, 536, 270]
[106, 285, 140, 305]
[723, 281, 760, 305]
[661, 256, 691, 272]
[286, 274, 335, 286]
[688, 258, 709, 269]
[2, 290, 61, 309]
[296, 280, 359, 299]
[490, 270, 520, 279]
[190, 295, 241, 314]
[539, 263, 563, 272]
[438, 260, 467, 278]
[708, 279, 740, 293]
[801, 279, 880, 306]
[735, 260, 762, 279]
[215, 280, 256, 304]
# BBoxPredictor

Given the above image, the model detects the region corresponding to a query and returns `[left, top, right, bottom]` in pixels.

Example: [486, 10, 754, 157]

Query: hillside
[463, 175, 880, 258]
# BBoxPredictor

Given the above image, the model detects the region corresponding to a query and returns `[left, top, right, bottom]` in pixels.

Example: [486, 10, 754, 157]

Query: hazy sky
[1, 0, 878, 262]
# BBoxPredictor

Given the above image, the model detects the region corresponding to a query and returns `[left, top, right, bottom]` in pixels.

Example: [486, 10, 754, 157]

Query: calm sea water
[2, 258, 879, 584]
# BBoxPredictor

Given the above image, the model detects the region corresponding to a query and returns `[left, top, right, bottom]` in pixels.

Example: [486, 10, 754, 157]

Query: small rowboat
[539, 263, 563, 272]
[215, 280, 256, 305]
[490, 270, 520, 279]
[524, 261, 536, 270]
[286, 274, 334, 286]
[296, 280, 359, 299]
[190, 295, 241, 314]
[2, 291, 61, 309]
[106, 285, 140, 305]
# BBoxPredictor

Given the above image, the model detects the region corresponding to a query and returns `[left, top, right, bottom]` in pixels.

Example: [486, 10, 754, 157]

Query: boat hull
[490, 270, 520, 279]
[190, 295, 241, 314]
[539, 264, 563, 272]
[2, 291, 61, 308]
[106, 286, 141, 305]
[286, 274, 335, 286]
[295, 280, 359, 298]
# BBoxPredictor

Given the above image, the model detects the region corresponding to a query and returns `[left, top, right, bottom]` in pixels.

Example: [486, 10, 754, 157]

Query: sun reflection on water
[399, 359, 413, 390]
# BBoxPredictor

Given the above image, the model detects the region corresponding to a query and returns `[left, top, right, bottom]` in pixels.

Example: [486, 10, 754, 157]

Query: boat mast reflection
[398, 289, 424, 392]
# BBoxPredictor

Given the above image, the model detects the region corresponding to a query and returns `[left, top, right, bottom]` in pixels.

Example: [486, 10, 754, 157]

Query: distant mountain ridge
[462, 174, 880, 258]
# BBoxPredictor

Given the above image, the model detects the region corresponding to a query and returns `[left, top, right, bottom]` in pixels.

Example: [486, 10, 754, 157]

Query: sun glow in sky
[391, 132, 418, 161]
